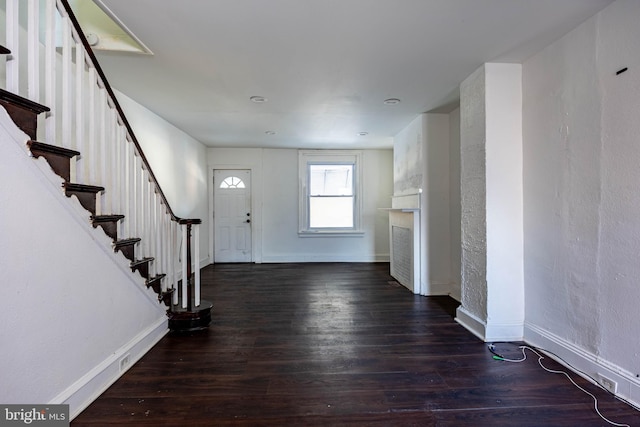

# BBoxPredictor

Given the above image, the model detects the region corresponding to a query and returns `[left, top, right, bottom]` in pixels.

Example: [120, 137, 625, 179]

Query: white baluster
[119, 130, 128, 239]
[74, 40, 86, 182]
[160, 208, 167, 293]
[144, 174, 152, 261]
[155, 198, 163, 287]
[170, 220, 177, 305]
[127, 145, 136, 239]
[6, 0, 19, 93]
[149, 190, 157, 277]
[44, 0, 57, 145]
[98, 87, 107, 214]
[105, 106, 115, 214]
[87, 67, 97, 184]
[27, 0, 40, 102]
[181, 224, 188, 309]
[61, 16, 72, 151]
[194, 224, 201, 307]
[134, 154, 142, 241]
[114, 121, 122, 216]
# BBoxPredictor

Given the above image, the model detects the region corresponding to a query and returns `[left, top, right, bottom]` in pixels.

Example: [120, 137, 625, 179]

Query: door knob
[246, 219, 251, 223]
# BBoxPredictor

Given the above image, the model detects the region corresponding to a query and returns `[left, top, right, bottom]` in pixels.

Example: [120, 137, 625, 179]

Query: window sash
[298, 150, 362, 235]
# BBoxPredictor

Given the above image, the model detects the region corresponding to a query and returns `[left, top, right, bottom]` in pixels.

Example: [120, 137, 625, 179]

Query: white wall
[115, 90, 209, 266]
[449, 107, 462, 301]
[522, 0, 640, 405]
[0, 108, 167, 418]
[207, 147, 392, 262]
[393, 113, 455, 295]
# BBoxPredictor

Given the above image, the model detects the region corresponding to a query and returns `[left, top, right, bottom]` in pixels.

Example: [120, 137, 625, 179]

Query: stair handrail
[3, 0, 205, 314]
[58, 0, 198, 225]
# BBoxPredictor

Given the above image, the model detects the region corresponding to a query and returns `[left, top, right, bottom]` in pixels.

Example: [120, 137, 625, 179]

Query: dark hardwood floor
[72, 263, 638, 426]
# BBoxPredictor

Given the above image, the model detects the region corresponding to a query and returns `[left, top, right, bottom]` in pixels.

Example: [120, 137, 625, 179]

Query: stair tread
[64, 182, 105, 193]
[114, 238, 141, 247]
[147, 274, 167, 281]
[0, 45, 10, 55]
[27, 140, 80, 158]
[130, 257, 154, 267]
[0, 88, 50, 113]
[92, 214, 125, 222]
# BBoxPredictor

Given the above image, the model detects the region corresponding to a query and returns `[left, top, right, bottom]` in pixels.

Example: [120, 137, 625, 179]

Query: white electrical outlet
[598, 374, 618, 394]
[119, 353, 131, 372]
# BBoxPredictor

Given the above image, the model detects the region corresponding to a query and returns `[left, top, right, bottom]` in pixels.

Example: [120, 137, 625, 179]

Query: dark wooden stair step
[114, 237, 141, 261]
[27, 140, 80, 182]
[91, 214, 125, 240]
[160, 288, 175, 307]
[0, 45, 10, 55]
[146, 274, 166, 295]
[0, 88, 50, 139]
[63, 182, 104, 216]
[130, 257, 154, 279]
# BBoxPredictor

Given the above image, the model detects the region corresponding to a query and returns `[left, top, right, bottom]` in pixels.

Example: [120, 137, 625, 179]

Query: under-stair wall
[0, 0, 210, 418]
[0, 106, 168, 417]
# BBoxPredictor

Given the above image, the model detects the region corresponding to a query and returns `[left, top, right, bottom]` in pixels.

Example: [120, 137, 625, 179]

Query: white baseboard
[261, 254, 390, 263]
[449, 286, 462, 302]
[455, 306, 524, 342]
[200, 256, 210, 269]
[422, 281, 453, 296]
[52, 317, 168, 420]
[455, 306, 486, 341]
[525, 323, 640, 409]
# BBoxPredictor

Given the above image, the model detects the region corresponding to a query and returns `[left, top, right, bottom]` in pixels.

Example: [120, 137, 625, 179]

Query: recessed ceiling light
[358, 132, 369, 136]
[265, 130, 276, 135]
[383, 98, 401, 105]
[250, 96, 268, 103]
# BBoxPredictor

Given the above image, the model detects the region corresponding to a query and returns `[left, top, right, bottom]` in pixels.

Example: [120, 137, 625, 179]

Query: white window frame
[298, 150, 364, 237]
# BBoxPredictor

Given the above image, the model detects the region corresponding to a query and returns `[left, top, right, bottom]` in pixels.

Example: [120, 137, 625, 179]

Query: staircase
[1, 0, 211, 332]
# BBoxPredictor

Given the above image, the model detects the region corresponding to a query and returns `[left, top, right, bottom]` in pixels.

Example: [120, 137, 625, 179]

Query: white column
[456, 63, 524, 342]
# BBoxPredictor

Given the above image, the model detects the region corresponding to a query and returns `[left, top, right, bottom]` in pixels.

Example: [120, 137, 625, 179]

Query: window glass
[219, 177, 245, 189]
[298, 150, 362, 235]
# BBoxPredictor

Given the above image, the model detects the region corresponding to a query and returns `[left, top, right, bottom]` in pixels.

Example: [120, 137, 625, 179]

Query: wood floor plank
[72, 263, 638, 426]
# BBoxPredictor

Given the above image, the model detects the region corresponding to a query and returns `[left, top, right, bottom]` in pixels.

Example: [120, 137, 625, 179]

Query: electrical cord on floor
[488, 342, 635, 427]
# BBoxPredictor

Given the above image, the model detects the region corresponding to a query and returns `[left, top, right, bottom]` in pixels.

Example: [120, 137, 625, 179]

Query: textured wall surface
[459, 63, 524, 338]
[523, 0, 640, 386]
[460, 66, 487, 319]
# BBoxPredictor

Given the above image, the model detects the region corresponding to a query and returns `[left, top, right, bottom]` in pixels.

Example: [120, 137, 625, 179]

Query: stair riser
[32, 151, 72, 182]
[116, 245, 136, 262]
[132, 263, 150, 280]
[1, 100, 39, 139]
[147, 279, 162, 294]
[65, 190, 98, 216]
[96, 222, 118, 241]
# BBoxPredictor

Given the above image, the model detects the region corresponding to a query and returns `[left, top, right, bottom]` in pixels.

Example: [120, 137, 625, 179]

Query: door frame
[208, 164, 262, 264]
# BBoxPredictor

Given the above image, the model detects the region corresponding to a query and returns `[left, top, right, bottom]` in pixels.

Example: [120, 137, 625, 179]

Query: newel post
[168, 218, 212, 332]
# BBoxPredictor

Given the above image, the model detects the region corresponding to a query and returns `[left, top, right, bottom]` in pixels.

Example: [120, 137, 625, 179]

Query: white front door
[214, 169, 252, 263]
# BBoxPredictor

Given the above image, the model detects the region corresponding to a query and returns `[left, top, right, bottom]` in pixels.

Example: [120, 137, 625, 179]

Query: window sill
[298, 230, 365, 238]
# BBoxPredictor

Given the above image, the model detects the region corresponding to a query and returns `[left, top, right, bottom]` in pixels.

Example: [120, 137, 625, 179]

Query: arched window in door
[219, 176, 246, 189]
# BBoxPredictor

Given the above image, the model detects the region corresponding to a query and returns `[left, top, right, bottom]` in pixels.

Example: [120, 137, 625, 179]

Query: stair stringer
[0, 106, 168, 418]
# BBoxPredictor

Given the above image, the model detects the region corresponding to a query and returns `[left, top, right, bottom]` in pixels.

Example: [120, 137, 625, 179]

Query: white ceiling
[95, 0, 612, 149]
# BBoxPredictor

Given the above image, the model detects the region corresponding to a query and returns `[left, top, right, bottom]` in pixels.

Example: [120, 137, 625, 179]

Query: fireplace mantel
[386, 191, 422, 294]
